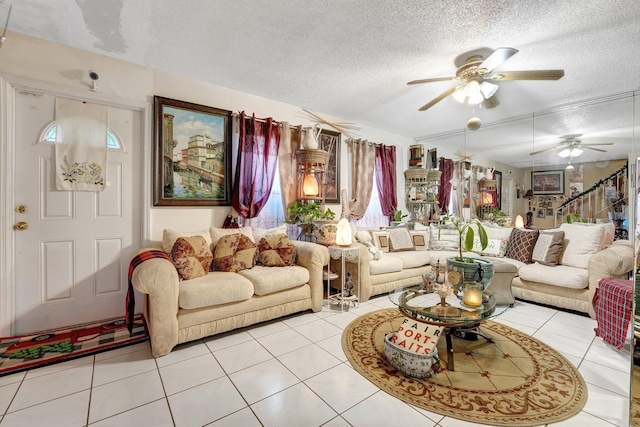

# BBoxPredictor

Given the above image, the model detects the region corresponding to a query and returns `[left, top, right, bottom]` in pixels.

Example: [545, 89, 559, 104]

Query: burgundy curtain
[374, 144, 396, 220]
[438, 157, 454, 214]
[231, 112, 281, 219]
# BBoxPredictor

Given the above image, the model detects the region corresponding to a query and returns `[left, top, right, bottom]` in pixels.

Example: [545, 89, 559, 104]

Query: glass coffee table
[389, 285, 511, 371]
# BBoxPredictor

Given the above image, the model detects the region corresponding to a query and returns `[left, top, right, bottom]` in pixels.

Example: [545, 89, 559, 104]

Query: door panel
[14, 92, 140, 334]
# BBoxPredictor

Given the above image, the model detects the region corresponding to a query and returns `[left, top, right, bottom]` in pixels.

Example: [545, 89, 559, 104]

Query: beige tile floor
[0, 296, 631, 426]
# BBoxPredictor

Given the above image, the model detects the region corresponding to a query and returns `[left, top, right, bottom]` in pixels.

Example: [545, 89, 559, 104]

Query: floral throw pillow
[171, 236, 214, 280]
[257, 233, 296, 266]
[212, 233, 257, 272]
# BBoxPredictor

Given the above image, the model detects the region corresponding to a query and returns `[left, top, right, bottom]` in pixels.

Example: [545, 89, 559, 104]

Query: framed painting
[531, 170, 565, 195]
[409, 144, 424, 168]
[318, 129, 341, 204]
[153, 96, 232, 206]
[494, 170, 502, 210]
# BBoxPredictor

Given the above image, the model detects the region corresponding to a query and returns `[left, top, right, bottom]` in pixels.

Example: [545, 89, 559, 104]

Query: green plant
[440, 215, 488, 262]
[392, 207, 408, 222]
[285, 200, 335, 237]
[566, 213, 587, 224]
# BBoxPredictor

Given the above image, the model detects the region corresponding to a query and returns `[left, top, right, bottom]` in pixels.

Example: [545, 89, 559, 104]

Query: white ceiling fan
[529, 134, 613, 157]
[407, 47, 565, 111]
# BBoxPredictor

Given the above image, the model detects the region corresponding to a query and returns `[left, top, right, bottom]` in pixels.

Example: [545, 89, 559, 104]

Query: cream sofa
[132, 233, 329, 357]
[346, 222, 634, 318]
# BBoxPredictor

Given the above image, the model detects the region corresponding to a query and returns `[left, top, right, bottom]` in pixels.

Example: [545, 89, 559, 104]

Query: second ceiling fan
[408, 47, 564, 111]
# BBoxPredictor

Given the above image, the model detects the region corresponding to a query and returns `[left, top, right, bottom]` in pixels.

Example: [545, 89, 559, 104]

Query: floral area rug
[0, 314, 148, 376]
[342, 308, 587, 426]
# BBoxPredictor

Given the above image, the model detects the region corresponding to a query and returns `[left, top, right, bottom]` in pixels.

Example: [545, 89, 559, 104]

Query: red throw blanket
[593, 278, 633, 350]
[126, 250, 172, 333]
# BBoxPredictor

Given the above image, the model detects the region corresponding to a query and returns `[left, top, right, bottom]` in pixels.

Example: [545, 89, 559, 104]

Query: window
[40, 122, 122, 150]
[353, 169, 388, 228]
[249, 162, 286, 229]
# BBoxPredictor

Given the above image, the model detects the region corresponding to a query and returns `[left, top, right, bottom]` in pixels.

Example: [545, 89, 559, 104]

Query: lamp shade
[335, 218, 352, 246]
[515, 215, 524, 228]
[302, 173, 319, 196]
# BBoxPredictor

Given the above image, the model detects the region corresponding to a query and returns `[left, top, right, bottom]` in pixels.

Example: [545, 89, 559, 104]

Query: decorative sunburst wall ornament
[454, 150, 475, 163]
[300, 109, 361, 139]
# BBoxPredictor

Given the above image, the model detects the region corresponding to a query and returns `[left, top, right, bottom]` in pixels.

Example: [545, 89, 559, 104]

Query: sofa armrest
[293, 241, 329, 312]
[131, 248, 180, 357]
[587, 240, 634, 316]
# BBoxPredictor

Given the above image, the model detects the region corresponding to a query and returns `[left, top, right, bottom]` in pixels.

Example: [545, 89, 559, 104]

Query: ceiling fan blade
[486, 70, 565, 81]
[529, 145, 564, 156]
[478, 47, 518, 73]
[418, 85, 464, 111]
[482, 95, 500, 109]
[407, 76, 457, 85]
[579, 143, 614, 146]
[582, 146, 607, 153]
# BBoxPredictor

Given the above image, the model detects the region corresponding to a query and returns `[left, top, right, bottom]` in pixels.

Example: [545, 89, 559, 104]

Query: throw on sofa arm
[131, 248, 180, 357]
[587, 240, 634, 317]
[292, 241, 330, 312]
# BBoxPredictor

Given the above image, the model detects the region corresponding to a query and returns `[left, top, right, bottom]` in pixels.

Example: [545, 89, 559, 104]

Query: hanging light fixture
[453, 80, 499, 106]
[302, 173, 319, 196]
[558, 147, 583, 158]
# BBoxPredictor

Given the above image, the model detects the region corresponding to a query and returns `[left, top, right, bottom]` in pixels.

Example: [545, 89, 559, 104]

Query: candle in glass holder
[462, 283, 483, 308]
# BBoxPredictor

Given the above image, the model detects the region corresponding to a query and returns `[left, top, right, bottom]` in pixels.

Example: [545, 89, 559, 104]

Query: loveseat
[131, 226, 329, 357]
[345, 222, 634, 318]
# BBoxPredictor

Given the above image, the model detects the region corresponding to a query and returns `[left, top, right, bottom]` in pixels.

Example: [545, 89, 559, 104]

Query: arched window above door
[39, 122, 123, 150]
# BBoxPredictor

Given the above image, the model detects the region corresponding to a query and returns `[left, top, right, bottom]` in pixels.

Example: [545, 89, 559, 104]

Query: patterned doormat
[342, 308, 587, 426]
[0, 314, 148, 377]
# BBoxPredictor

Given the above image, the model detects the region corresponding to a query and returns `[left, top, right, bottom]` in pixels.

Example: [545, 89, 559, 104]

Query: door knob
[14, 221, 28, 231]
[16, 205, 27, 213]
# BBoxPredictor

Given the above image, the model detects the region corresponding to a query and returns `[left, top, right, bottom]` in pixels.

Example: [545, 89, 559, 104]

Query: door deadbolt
[16, 205, 27, 213]
[14, 222, 28, 231]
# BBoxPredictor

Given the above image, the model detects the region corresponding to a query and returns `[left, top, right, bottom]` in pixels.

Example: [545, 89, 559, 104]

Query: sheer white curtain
[247, 162, 286, 229]
[353, 169, 388, 227]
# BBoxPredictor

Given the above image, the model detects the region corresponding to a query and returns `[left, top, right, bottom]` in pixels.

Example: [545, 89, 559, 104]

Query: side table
[327, 245, 360, 311]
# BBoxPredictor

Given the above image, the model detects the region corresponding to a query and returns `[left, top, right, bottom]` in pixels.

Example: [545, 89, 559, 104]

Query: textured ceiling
[2, 0, 640, 166]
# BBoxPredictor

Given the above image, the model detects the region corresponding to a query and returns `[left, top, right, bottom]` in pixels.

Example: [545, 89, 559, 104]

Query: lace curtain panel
[347, 139, 376, 220]
[54, 98, 108, 191]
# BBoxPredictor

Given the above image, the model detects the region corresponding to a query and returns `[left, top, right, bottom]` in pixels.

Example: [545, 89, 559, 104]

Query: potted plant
[391, 207, 408, 226]
[285, 200, 336, 242]
[439, 215, 493, 290]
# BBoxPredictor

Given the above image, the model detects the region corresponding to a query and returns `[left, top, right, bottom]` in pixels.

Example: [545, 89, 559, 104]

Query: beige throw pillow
[370, 230, 390, 252]
[532, 230, 565, 266]
[409, 230, 430, 251]
[163, 228, 212, 254]
[388, 227, 415, 252]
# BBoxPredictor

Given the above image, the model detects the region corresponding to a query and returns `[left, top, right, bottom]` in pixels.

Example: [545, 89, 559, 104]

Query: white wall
[0, 31, 413, 243]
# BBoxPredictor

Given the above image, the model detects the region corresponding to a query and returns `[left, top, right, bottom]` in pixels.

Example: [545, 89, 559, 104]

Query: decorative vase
[313, 220, 338, 245]
[302, 123, 322, 149]
[445, 257, 493, 294]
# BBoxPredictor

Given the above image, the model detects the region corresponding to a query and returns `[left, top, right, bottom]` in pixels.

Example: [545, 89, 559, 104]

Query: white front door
[13, 90, 141, 334]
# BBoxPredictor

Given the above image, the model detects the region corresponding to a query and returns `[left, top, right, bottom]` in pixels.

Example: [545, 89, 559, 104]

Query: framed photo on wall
[153, 96, 232, 206]
[319, 129, 341, 204]
[531, 170, 565, 195]
[409, 144, 424, 168]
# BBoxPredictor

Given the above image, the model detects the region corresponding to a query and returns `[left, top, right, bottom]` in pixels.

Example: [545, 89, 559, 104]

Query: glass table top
[389, 284, 511, 326]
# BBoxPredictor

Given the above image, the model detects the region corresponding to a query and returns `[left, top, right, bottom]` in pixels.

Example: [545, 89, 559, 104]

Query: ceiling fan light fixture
[451, 88, 466, 103]
[467, 92, 484, 105]
[558, 147, 583, 158]
[566, 162, 575, 171]
[480, 81, 499, 99]
[463, 80, 481, 97]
